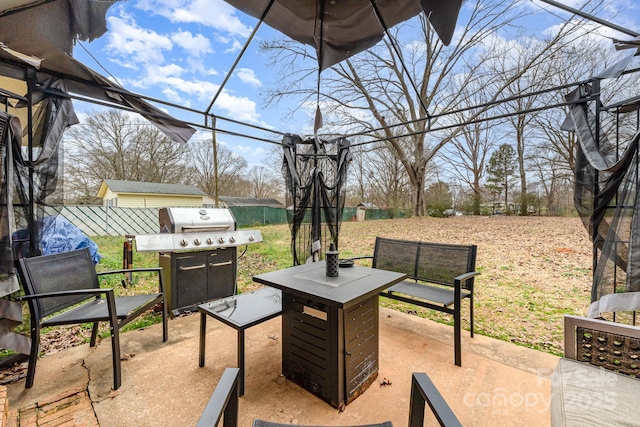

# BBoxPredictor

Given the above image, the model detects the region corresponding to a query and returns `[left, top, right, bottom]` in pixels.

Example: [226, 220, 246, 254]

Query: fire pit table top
[253, 261, 406, 309]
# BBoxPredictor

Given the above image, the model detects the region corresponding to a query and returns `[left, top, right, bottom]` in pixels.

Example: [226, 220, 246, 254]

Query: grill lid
[159, 208, 235, 233]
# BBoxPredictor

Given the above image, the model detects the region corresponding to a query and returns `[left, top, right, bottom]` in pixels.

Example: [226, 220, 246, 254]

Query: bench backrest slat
[372, 238, 419, 279]
[373, 237, 477, 289]
[17, 248, 100, 317]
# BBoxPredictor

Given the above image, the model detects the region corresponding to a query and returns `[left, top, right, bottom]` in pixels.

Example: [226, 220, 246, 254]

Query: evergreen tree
[486, 144, 518, 214]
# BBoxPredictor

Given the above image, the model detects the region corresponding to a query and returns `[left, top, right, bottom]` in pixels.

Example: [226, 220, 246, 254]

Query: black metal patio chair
[16, 247, 168, 390]
[196, 368, 462, 427]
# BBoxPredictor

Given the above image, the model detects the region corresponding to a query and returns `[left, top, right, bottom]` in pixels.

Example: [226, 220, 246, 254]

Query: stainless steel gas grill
[135, 208, 263, 315]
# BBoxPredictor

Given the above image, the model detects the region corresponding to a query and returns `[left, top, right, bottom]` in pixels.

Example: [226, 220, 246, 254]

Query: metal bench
[198, 287, 282, 396]
[368, 237, 479, 367]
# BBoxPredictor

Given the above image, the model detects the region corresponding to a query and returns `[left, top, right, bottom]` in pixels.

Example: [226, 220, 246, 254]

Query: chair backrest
[564, 314, 640, 378]
[197, 368, 461, 427]
[372, 237, 477, 289]
[17, 248, 100, 318]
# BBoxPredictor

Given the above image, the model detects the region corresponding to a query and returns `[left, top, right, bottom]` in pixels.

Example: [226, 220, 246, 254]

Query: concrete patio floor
[4, 307, 559, 426]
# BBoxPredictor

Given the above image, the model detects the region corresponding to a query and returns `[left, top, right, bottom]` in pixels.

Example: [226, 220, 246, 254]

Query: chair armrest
[196, 368, 240, 427]
[410, 372, 462, 427]
[18, 288, 114, 301]
[346, 255, 373, 260]
[97, 267, 163, 276]
[97, 267, 165, 293]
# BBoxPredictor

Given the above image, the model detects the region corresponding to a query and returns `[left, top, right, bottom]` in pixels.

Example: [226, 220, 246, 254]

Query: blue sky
[72, 0, 640, 167]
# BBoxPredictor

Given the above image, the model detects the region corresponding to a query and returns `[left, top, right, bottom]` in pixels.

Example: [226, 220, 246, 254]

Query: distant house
[214, 196, 284, 208]
[97, 180, 206, 208]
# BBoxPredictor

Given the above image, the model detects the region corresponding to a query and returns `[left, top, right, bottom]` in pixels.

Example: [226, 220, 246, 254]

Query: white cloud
[107, 57, 139, 71]
[235, 68, 262, 87]
[224, 40, 244, 54]
[234, 144, 252, 154]
[136, 0, 252, 38]
[215, 92, 262, 123]
[171, 30, 212, 57]
[156, 63, 186, 78]
[162, 87, 189, 106]
[124, 68, 263, 124]
[106, 13, 173, 64]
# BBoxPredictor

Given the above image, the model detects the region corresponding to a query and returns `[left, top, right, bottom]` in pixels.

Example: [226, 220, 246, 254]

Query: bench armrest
[453, 271, 480, 283]
[97, 267, 165, 293]
[454, 271, 480, 290]
[410, 372, 462, 427]
[196, 368, 240, 427]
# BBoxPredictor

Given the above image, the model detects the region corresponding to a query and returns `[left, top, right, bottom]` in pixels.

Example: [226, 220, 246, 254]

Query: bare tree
[345, 144, 370, 206]
[187, 141, 248, 198]
[246, 166, 282, 199]
[441, 109, 497, 215]
[64, 109, 189, 203]
[364, 143, 412, 211]
[261, 0, 585, 216]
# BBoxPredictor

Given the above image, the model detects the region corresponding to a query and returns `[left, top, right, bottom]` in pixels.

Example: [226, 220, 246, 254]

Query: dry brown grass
[239, 215, 593, 356]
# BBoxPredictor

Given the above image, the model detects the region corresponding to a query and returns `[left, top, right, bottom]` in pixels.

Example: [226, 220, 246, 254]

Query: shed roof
[98, 180, 206, 197]
[219, 196, 284, 208]
[357, 202, 379, 209]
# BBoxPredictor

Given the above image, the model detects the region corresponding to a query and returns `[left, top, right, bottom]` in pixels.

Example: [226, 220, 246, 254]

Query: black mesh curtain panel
[0, 111, 20, 293]
[281, 134, 351, 265]
[568, 84, 640, 318]
[2, 78, 76, 263]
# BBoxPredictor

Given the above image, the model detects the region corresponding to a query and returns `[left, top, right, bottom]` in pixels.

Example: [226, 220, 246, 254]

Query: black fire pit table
[252, 261, 406, 408]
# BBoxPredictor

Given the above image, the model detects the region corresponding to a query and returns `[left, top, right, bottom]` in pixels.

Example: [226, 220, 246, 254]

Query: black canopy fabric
[0, 0, 195, 144]
[224, 0, 462, 70]
[0, 1, 196, 284]
[281, 134, 351, 265]
[568, 85, 640, 318]
[0, 111, 22, 296]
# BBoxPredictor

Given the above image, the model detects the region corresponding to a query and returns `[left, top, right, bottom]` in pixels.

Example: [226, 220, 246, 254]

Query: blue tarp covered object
[13, 216, 101, 264]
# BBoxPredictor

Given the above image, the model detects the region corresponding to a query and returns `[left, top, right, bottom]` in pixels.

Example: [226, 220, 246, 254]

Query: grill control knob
[218, 237, 225, 244]
[180, 239, 188, 247]
[229, 236, 236, 244]
[249, 235, 255, 242]
[193, 238, 201, 246]
[206, 237, 214, 245]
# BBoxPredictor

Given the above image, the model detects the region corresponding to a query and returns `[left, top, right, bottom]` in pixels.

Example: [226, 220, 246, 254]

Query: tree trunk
[412, 176, 426, 216]
[473, 184, 482, 215]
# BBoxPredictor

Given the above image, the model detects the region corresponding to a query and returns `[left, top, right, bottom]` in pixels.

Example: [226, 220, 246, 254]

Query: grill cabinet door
[175, 252, 209, 309]
[207, 248, 236, 300]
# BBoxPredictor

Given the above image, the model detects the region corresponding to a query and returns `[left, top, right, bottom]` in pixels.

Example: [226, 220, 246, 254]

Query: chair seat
[42, 293, 162, 326]
[385, 281, 470, 307]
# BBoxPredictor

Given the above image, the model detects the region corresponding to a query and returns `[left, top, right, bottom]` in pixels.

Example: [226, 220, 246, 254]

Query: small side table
[198, 287, 282, 396]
